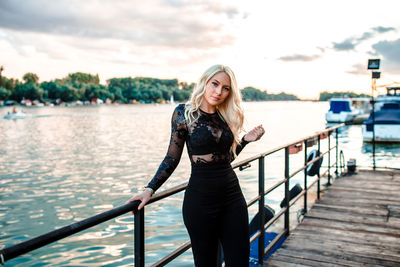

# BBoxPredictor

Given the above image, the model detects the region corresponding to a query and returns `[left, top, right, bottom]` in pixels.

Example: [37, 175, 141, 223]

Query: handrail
[0, 123, 346, 266]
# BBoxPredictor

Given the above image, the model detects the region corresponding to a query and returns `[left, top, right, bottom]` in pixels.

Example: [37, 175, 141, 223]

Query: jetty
[264, 169, 400, 267]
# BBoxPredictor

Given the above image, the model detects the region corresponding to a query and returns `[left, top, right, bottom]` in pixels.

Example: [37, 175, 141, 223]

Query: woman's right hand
[126, 190, 152, 214]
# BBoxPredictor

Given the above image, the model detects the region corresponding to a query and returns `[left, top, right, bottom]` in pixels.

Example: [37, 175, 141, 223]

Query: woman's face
[202, 72, 231, 108]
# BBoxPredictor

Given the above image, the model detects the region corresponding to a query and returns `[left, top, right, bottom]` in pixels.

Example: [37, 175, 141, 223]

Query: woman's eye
[223, 87, 230, 91]
[212, 82, 218, 86]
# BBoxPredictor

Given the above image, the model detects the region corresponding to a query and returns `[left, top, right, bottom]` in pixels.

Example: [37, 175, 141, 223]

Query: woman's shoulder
[176, 103, 186, 111]
[173, 103, 187, 115]
[172, 104, 187, 125]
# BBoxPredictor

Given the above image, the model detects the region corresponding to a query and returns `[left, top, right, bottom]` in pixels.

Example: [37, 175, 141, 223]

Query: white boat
[362, 87, 400, 143]
[325, 98, 358, 123]
[3, 111, 26, 120]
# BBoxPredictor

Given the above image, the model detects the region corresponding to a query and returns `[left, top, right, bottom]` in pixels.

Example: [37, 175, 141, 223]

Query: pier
[264, 169, 400, 267]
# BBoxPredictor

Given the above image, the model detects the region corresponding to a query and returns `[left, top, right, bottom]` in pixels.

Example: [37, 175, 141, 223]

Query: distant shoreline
[0, 99, 324, 109]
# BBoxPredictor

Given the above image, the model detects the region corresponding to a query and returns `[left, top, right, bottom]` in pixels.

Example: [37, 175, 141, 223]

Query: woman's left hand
[244, 125, 265, 142]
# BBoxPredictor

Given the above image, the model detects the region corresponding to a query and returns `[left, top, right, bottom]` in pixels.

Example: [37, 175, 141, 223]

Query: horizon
[1, 0, 399, 99]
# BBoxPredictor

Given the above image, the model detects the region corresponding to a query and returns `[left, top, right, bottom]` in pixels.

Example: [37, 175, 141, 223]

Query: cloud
[0, 0, 241, 49]
[373, 26, 396, 34]
[332, 26, 397, 51]
[278, 54, 320, 62]
[371, 38, 400, 73]
[333, 39, 356, 51]
[346, 63, 368, 75]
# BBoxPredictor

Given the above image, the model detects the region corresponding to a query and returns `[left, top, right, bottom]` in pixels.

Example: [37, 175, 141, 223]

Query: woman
[128, 64, 265, 266]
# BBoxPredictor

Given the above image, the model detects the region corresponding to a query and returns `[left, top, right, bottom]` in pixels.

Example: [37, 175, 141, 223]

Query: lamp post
[367, 59, 380, 170]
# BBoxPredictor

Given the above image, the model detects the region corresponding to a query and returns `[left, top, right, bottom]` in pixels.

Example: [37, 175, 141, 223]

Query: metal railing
[0, 123, 345, 266]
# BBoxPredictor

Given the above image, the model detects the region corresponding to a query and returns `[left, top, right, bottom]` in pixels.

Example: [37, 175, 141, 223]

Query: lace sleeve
[231, 136, 249, 161]
[146, 104, 187, 192]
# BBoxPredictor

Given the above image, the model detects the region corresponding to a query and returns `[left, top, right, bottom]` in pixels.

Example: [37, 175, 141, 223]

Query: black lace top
[146, 104, 248, 192]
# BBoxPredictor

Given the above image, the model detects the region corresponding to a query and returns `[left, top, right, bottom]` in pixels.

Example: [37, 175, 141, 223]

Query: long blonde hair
[185, 64, 244, 157]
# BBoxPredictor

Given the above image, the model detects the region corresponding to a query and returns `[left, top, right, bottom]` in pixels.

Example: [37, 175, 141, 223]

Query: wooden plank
[311, 202, 389, 217]
[306, 206, 387, 222]
[317, 198, 387, 210]
[300, 216, 400, 237]
[281, 237, 400, 263]
[289, 231, 400, 255]
[318, 193, 400, 206]
[327, 186, 400, 199]
[265, 258, 308, 267]
[273, 247, 373, 267]
[267, 254, 341, 267]
[304, 209, 400, 229]
[295, 224, 400, 247]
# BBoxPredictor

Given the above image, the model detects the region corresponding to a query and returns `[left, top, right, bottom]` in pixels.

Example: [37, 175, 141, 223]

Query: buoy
[280, 183, 303, 208]
[306, 150, 323, 176]
[249, 205, 275, 235]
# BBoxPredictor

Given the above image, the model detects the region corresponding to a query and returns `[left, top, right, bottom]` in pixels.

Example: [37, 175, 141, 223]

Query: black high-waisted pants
[182, 164, 249, 266]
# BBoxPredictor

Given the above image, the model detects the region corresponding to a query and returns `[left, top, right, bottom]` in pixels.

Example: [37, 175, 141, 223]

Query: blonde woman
[128, 65, 265, 266]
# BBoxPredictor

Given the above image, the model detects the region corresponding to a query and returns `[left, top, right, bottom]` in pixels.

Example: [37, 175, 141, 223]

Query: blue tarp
[329, 100, 351, 113]
[249, 232, 286, 266]
[365, 110, 400, 125]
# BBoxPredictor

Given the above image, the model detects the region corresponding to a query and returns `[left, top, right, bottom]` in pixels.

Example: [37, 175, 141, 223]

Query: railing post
[335, 128, 339, 178]
[371, 98, 376, 170]
[284, 147, 290, 235]
[327, 131, 331, 186]
[303, 141, 308, 213]
[317, 135, 321, 200]
[258, 156, 265, 265]
[134, 208, 145, 267]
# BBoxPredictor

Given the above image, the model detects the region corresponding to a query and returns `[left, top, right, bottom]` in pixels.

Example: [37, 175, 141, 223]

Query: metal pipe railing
[0, 123, 345, 266]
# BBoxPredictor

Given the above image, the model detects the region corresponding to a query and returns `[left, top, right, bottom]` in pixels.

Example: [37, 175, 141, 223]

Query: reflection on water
[0, 102, 398, 266]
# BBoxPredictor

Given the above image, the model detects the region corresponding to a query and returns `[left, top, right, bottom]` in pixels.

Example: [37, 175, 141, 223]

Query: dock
[264, 170, 400, 267]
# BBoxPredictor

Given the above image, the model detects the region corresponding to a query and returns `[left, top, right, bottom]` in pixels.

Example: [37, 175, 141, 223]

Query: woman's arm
[127, 105, 187, 210]
[235, 125, 265, 156]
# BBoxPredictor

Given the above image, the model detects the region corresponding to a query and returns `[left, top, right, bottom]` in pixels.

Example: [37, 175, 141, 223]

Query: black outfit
[146, 104, 249, 266]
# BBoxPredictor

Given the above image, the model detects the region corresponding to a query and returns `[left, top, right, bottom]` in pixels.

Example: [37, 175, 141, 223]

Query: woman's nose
[215, 86, 222, 95]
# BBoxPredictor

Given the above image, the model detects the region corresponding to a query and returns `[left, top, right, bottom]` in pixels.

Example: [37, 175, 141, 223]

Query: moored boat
[362, 87, 400, 143]
[325, 98, 358, 123]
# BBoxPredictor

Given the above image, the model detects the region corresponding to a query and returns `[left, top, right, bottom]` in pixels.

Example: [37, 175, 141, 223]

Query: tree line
[0, 68, 194, 104]
[241, 87, 299, 101]
[0, 67, 301, 104]
[318, 91, 371, 101]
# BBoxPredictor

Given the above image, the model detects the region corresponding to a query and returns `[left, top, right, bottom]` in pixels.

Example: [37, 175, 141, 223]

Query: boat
[362, 87, 400, 143]
[351, 98, 372, 124]
[325, 98, 359, 123]
[3, 111, 26, 120]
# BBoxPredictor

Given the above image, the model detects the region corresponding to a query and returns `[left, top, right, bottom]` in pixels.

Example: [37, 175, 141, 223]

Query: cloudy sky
[1, 0, 399, 99]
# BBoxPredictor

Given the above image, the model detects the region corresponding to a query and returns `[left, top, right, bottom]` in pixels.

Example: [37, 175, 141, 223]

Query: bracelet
[143, 187, 154, 195]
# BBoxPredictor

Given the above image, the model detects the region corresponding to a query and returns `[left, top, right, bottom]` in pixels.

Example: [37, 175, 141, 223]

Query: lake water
[1, 101, 399, 266]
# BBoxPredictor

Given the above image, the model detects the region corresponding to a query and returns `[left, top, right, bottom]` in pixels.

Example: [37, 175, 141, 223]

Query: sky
[1, 0, 400, 99]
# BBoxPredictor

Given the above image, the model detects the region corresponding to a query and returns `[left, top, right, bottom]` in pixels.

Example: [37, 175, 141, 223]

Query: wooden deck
[264, 170, 400, 267]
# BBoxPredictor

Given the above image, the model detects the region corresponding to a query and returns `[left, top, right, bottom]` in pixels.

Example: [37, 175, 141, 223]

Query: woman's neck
[199, 102, 216, 114]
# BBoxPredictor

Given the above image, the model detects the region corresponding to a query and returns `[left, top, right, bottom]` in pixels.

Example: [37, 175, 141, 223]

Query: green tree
[84, 84, 113, 101]
[40, 81, 63, 99]
[12, 83, 43, 101]
[63, 72, 100, 85]
[241, 87, 269, 101]
[23, 72, 39, 84]
[0, 86, 11, 100]
[59, 85, 79, 102]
